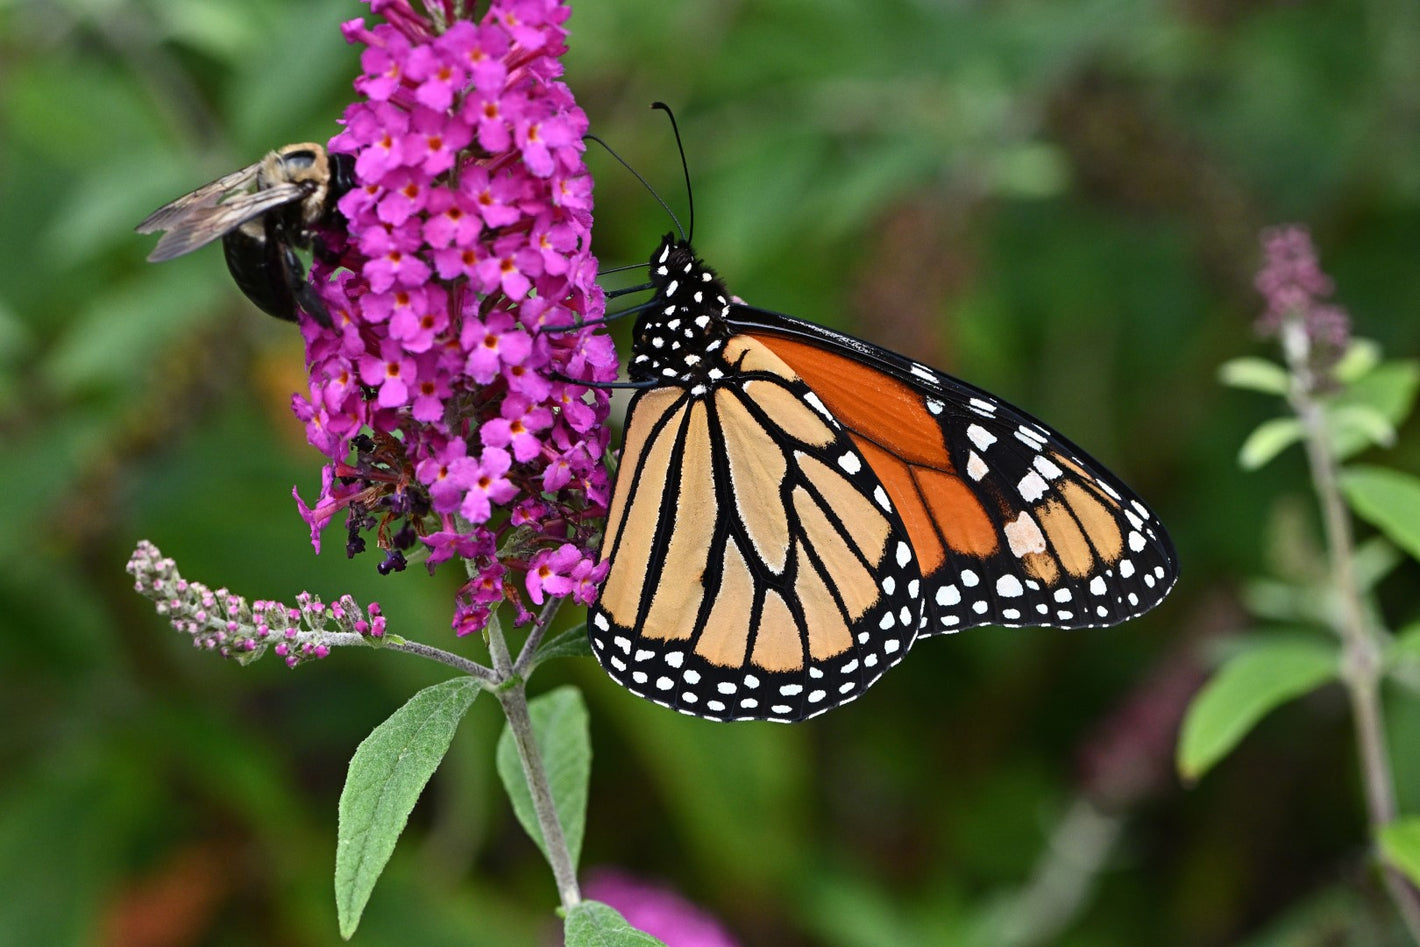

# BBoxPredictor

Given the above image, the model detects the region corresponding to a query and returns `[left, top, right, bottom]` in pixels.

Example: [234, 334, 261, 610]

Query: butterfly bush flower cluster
[1254, 225, 1351, 386]
[295, 0, 616, 635]
[126, 540, 387, 668]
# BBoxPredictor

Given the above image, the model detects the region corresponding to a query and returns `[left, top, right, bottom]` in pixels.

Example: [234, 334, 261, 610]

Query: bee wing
[142, 183, 307, 262]
[136, 161, 265, 235]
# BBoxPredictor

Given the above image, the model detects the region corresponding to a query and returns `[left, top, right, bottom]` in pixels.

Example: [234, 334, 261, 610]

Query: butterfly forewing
[728, 307, 1178, 636]
[591, 334, 923, 722]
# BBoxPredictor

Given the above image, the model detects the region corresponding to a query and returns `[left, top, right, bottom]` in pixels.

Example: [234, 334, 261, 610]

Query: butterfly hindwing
[726, 305, 1178, 636]
[590, 334, 923, 722]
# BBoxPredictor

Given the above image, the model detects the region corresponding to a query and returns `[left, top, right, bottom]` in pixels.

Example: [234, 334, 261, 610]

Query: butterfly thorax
[628, 236, 735, 390]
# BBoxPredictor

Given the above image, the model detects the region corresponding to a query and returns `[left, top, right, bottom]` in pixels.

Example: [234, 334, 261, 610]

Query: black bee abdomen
[222, 229, 301, 323]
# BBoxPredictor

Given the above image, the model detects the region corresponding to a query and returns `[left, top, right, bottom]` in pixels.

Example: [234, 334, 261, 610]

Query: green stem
[496, 680, 582, 911]
[1283, 320, 1420, 940]
[514, 598, 564, 677]
[385, 637, 499, 684]
[485, 611, 581, 911]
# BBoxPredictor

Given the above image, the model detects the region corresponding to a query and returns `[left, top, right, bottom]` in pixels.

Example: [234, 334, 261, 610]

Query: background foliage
[3, 0, 1419, 943]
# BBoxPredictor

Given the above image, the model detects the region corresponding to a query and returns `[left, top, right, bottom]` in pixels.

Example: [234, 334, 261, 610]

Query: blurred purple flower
[1254, 225, 1351, 380]
[584, 869, 740, 947]
[292, 0, 617, 636]
[1076, 648, 1207, 810]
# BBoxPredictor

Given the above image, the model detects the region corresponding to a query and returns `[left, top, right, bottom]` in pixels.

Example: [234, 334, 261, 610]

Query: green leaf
[1352, 535, 1403, 593]
[1392, 620, 1420, 662]
[1178, 638, 1339, 783]
[496, 686, 591, 872]
[1332, 338, 1382, 384]
[335, 678, 481, 940]
[1238, 417, 1305, 470]
[1341, 466, 1420, 562]
[1330, 360, 1420, 460]
[526, 624, 593, 673]
[1379, 817, 1420, 889]
[564, 900, 668, 946]
[1326, 403, 1396, 451]
[1218, 356, 1290, 395]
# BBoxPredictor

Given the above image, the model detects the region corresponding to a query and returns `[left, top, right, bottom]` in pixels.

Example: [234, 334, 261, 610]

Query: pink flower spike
[292, 0, 615, 641]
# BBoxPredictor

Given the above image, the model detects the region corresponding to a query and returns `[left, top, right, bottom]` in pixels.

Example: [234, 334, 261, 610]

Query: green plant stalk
[487, 614, 582, 912]
[1281, 320, 1420, 939]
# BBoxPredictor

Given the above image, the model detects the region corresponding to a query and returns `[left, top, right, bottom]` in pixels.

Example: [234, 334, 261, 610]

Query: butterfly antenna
[651, 102, 694, 244]
[584, 133, 686, 241]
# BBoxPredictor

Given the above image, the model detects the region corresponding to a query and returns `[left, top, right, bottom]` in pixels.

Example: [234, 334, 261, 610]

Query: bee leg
[273, 235, 333, 329]
[292, 271, 334, 330]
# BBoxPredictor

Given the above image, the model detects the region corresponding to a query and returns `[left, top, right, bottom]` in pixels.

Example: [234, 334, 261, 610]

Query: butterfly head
[629, 235, 734, 385]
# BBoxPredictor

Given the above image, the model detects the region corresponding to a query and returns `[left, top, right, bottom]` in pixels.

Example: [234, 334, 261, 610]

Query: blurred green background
[4, 0, 1420, 943]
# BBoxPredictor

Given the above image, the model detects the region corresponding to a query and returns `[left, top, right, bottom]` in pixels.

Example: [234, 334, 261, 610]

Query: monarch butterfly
[587, 233, 1178, 723]
[587, 112, 1177, 722]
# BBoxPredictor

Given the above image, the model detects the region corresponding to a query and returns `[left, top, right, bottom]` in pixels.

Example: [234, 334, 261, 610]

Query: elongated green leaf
[1380, 817, 1420, 889]
[335, 678, 481, 939]
[564, 900, 667, 946]
[1178, 639, 1339, 783]
[496, 686, 591, 872]
[1218, 356, 1290, 395]
[1238, 417, 1305, 470]
[1341, 466, 1420, 562]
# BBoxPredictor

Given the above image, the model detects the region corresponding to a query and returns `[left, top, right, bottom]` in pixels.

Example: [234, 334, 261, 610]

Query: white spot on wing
[1033, 455, 1063, 479]
[967, 424, 997, 451]
[969, 397, 996, 415]
[1018, 471, 1049, 502]
[1004, 512, 1047, 556]
[804, 392, 831, 419]
[967, 452, 989, 481]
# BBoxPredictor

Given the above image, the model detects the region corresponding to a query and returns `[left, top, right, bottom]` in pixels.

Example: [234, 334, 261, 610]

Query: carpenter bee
[137, 142, 356, 328]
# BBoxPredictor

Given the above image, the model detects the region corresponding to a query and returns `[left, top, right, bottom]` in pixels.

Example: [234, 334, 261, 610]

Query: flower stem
[1282, 320, 1420, 939]
[513, 597, 564, 677]
[384, 637, 499, 684]
[495, 679, 582, 911]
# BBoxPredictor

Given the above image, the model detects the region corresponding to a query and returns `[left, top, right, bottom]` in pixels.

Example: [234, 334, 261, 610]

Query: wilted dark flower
[126, 540, 386, 668]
